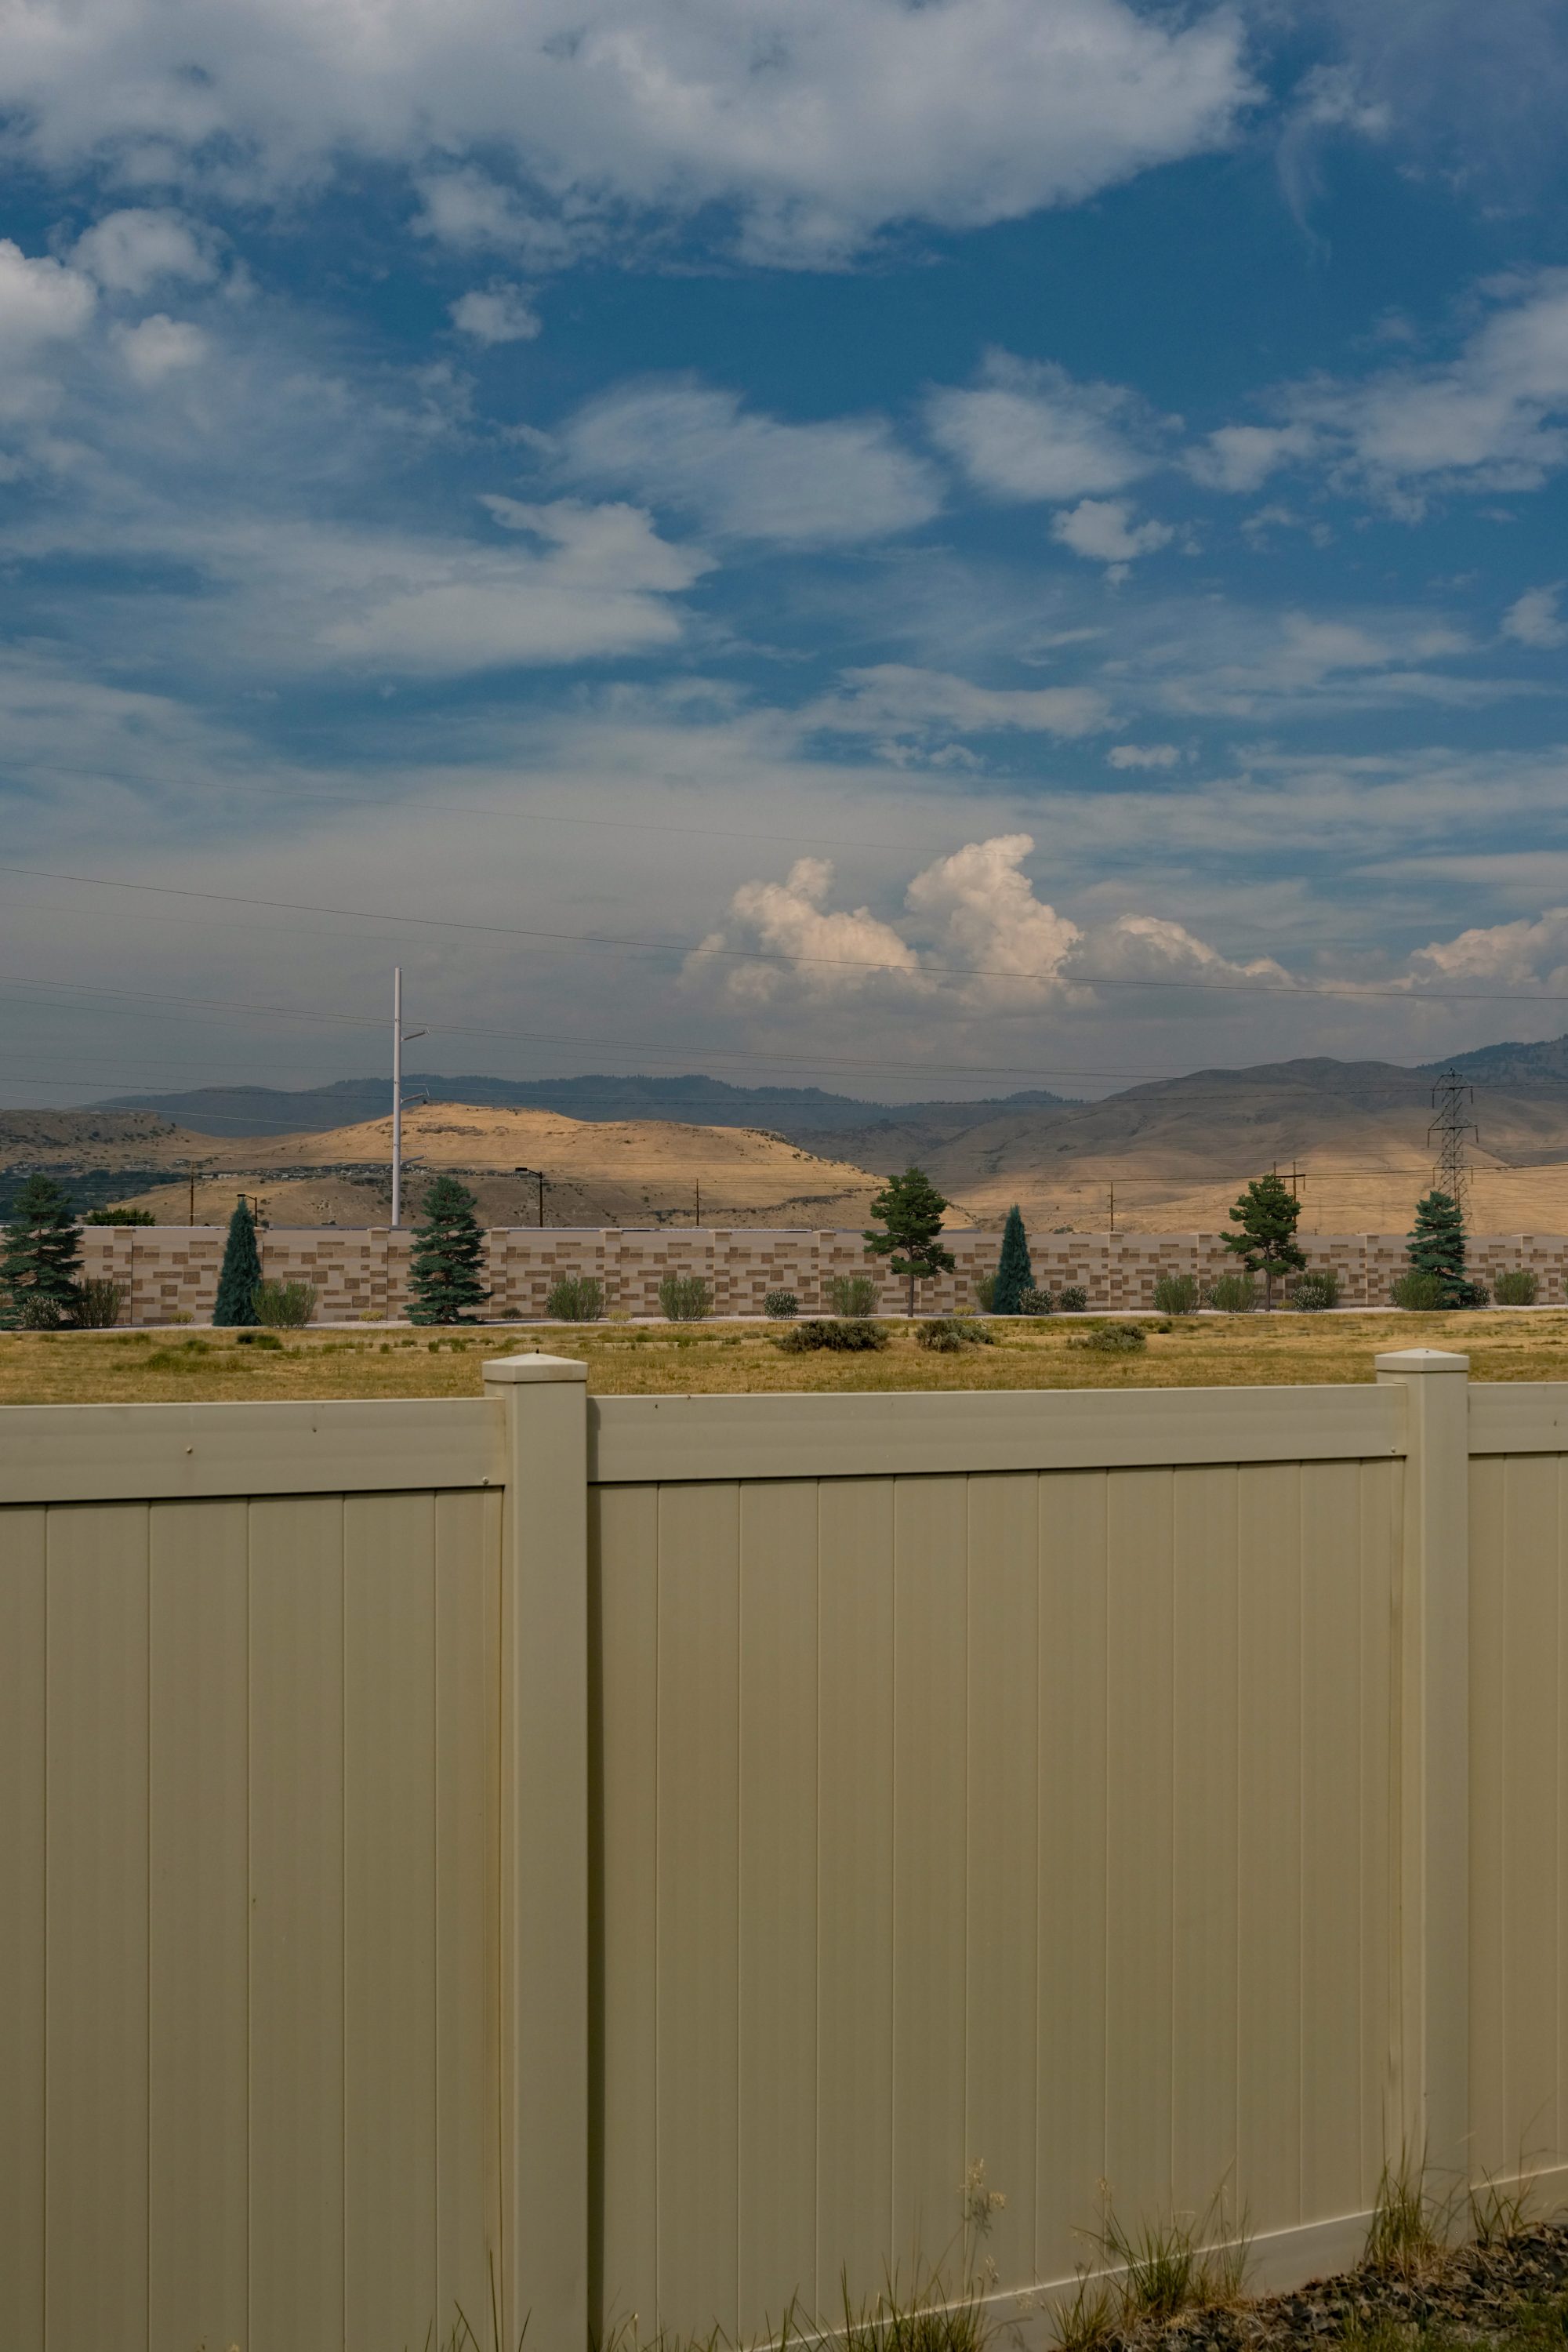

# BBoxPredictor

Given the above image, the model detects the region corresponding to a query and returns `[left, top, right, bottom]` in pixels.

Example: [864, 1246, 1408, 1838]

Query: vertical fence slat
[148, 1501, 250, 2352]
[1360, 1460, 1399, 2201]
[592, 1486, 660, 2338]
[1237, 1464, 1305, 2236]
[45, 1503, 151, 2352]
[1501, 1457, 1560, 2166]
[655, 1483, 741, 2340]
[738, 1479, 819, 2329]
[1171, 1465, 1240, 2221]
[964, 1472, 1040, 2292]
[891, 1474, 968, 2274]
[815, 1478, 896, 2314]
[1105, 1468, 1175, 2227]
[435, 1488, 503, 2333]
[249, 1496, 346, 2352]
[345, 1494, 438, 2352]
[0, 1509, 45, 2352]
[1036, 1470, 1109, 2281]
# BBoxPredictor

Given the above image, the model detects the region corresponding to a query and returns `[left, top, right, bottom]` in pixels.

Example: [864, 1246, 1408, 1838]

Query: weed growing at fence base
[9, 1308, 1568, 1403]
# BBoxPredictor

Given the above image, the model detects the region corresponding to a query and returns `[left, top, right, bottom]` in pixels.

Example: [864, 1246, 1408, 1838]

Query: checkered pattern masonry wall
[73, 1221, 1568, 1322]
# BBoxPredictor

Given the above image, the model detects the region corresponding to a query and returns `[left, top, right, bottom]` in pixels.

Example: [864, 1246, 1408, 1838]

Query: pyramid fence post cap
[482, 1352, 588, 1384]
[1374, 1348, 1471, 1373]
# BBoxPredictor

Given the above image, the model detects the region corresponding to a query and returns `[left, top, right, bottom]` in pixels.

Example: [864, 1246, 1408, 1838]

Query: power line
[2, 857, 1566, 1007]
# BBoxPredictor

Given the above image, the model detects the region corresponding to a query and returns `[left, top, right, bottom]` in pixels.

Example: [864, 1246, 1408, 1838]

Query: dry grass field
[4, 1308, 1567, 1403]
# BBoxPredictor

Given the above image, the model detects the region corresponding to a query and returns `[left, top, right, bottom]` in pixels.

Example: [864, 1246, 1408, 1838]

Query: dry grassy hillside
[0, 1109, 190, 1167]
[104, 1102, 967, 1229]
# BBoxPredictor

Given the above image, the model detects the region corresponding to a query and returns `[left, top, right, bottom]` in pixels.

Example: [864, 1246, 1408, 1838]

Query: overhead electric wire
[0, 858, 1558, 1007]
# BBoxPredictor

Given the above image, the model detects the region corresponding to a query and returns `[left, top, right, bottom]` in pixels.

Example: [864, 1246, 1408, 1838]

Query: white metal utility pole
[393, 966, 404, 1228]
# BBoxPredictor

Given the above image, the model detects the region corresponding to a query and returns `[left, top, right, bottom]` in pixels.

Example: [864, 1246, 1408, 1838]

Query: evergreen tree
[1223, 1171, 1308, 1308]
[212, 1197, 263, 1327]
[992, 1203, 1034, 1315]
[0, 1174, 83, 1327]
[408, 1174, 488, 1325]
[863, 1165, 956, 1316]
[1406, 1189, 1484, 1307]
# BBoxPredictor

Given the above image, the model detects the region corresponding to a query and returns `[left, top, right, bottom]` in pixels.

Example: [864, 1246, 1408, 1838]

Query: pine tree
[863, 1165, 956, 1316]
[992, 1203, 1034, 1315]
[212, 1197, 263, 1327]
[1223, 1171, 1307, 1308]
[408, 1174, 488, 1325]
[0, 1174, 83, 1327]
[1406, 1189, 1483, 1307]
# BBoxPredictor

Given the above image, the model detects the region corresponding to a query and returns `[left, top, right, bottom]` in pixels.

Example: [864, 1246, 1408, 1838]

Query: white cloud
[927, 351, 1163, 503]
[0, 239, 96, 354]
[450, 282, 541, 343]
[1502, 584, 1568, 648]
[115, 313, 209, 384]
[1076, 912, 1287, 987]
[1051, 496, 1174, 569]
[318, 499, 711, 670]
[803, 664, 1110, 746]
[555, 379, 940, 544]
[905, 834, 1083, 1006]
[1107, 742, 1180, 769]
[687, 856, 924, 1004]
[0, 0, 1255, 264]
[1188, 423, 1316, 492]
[73, 208, 218, 295]
[1407, 907, 1568, 989]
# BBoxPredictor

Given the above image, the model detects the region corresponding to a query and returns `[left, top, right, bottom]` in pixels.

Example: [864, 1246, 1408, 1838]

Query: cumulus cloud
[114, 314, 209, 384]
[450, 282, 541, 343]
[1051, 496, 1174, 570]
[73, 209, 219, 295]
[1502, 584, 1568, 648]
[1107, 742, 1181, 768]
[555, 379, 940, 544]
[1188, 422, 1317, 492]
[927, 351, 1165, 503]
[1077, 912, 1288, 988]
[686, 856, 924, 1004]
[1406, 907, 1568, 989]
[905, 835, 1083, 1006]
[801, 664, 1110, 749]
[0, 0, 1254, 265]
[0, 239, 96, 354]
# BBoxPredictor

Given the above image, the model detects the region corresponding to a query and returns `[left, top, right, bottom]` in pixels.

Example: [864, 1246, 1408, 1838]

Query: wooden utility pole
[695, 1180, 701, 1226]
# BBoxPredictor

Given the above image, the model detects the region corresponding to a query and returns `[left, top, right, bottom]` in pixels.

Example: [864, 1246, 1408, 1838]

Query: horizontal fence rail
[2, 1352, 1568, 2348]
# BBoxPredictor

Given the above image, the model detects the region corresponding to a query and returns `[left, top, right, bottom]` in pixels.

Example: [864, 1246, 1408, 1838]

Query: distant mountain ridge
[94, 1071, 1076, 1139]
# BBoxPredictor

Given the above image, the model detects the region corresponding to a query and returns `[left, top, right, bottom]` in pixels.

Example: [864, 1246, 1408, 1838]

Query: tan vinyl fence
[0, 1348, 1563, 2349]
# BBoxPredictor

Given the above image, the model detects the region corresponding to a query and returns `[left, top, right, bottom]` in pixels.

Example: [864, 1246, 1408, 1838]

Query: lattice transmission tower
[1428, 1069, 1479, 1217]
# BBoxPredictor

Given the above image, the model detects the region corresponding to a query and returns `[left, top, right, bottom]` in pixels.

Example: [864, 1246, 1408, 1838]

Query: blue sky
[4, 0, 1568, 1105]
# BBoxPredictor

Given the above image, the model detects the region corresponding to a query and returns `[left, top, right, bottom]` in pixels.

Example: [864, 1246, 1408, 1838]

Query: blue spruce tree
[992, 1203, 1033, 1315]
[212, 1197, 262, 1327]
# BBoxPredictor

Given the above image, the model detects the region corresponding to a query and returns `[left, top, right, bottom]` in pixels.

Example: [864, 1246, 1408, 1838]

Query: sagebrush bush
[1056, 1284, 1088, 1312]
[915, 1316, 996, 1352]
[1391, 1269, 1446, 1310]
[75, 1277, 125, 1328]
[825, 1272, 878, 1317]
[777, 1317, 888, 1353]
[1068, 1321, 1148, 1354]
[252, 1279, 317, 1327]
[658, 1272, 712, 1321]
[1494, 1268, 1540, 1305]
[1205, 1272, 1257, 1313]
[973, 1272, 997, 1311]
[1290, 1269, 1341, 1311]
[546, 1274, 604, 1321]
[1018, 1285, 1053, 1315]
[1152, 1271, 1200, 1315]
[764, 1288, 798, 1318]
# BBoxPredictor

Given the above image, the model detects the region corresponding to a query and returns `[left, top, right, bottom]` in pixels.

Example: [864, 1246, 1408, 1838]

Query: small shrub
[1057, 1283, 1088, 1312]
[778, 1317, 888, 1352]
[1152, 1271, 1200, 1315]
[916, 1316, 997, 1352]
[252, 1279, 317, 1328]
[1494, 1268, 1541, 1306]
[1069, 1321, 1148, 1354]
[1018, 1285, 1053, 1315]
[83, 1206, 157, 1225]
[658, 1272, 713, 1321]
[546, 1273, 604, 1322]
[1205, 1272, 1258, 1313]
[825, 1272, 879, 1317]
[763, 1288, 798, 1318]
[75, 1277, 125, 1328]
[1290, 1269, 1341, 1311]
[16, 1292, 64, 1330]
[1391, 1269, 1446, 1310]
[234, 1330, 285, 1351]
[973, 1272, 998, 1312]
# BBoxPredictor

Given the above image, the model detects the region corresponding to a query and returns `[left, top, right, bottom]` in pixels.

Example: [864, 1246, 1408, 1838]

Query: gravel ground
[1115, 2228, 1568, 2352]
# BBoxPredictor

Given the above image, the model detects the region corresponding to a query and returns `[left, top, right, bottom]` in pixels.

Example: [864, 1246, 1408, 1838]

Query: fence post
[1374, 1347, 1470, 2187]
[484, 1352, 590, 2350]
